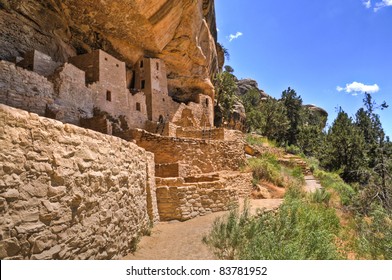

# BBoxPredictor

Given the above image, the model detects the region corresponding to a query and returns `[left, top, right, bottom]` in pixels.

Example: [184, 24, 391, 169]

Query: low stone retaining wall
[155, 171, 253, 221]
[0, 105, 158, 259]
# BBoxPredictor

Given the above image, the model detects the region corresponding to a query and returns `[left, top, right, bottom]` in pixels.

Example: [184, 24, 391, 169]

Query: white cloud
[363, 0, 372, 8]
[336, 81, 380, 95]
[374, 0, 392, 11]
[228, 32, 243, 42]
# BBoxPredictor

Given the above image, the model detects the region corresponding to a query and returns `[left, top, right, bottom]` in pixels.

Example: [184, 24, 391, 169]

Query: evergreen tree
[354, 93, 391, 209]
[241, 91, 289, 143]
[280, 87, 303, 145]
[321, 109, 366, 183]
[297, 106, 327, 157]
[214, 67, 237, 125]
[258, 98, 289, 143]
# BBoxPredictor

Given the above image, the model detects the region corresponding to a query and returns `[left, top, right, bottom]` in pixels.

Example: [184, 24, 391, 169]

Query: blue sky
[215, 0, 392, 137]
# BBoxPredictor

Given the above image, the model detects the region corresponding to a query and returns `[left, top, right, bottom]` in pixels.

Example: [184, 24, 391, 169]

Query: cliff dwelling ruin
[0, 48, 252, 260]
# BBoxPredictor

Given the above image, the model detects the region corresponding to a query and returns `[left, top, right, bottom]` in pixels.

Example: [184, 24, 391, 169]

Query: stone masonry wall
[0, 104, 158, 260]
[155, 171, 253, 221]
[48, 63, 94, 125]
[125, 129, 246, 176]
[156, 183, 238, 221]
[0, 61, 54, 116]
[175, 127, 224, 140]
[17, 50, 62, 77]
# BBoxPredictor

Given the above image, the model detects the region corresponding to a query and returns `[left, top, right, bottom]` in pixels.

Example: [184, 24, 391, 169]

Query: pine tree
[321, 109, 366, 183]
[280, 87, 303, 146]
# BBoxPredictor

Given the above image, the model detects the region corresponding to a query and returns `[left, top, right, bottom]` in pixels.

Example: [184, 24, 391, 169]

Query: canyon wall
[0, 104, 158, 260]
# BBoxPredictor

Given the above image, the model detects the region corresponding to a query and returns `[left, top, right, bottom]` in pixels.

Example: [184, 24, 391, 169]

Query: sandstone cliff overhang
[0, 0, 219, 101]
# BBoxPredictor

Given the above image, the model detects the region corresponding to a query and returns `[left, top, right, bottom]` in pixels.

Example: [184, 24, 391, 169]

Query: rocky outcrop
[304, 104, 328, 118]
[236, 79, 270, 99]
[0, 0, 219, 100]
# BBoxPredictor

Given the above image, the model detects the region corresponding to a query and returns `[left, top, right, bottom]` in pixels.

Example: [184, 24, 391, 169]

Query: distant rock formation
[236, 78, 270, 99]
[304, 104, 328, 118]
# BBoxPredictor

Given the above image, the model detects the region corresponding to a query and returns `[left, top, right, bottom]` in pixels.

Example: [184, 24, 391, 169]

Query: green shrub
[204, 187, 343, 260]
[310, 188, 332, 206]
[356, 204, 392, 259]
[314, 169, 355, 206]
[202, 200, 251, 259]
[248, 154, 284, 187]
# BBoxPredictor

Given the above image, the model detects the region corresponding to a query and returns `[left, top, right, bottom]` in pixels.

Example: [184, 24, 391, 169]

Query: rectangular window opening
[141, 80, 145, 89]
[140, 60, 144, 68]
[136, 102, 141, 112]
[106, 90, 112, 102]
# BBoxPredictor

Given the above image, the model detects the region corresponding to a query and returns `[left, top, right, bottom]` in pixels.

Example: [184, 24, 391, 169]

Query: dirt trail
[123, 199, 282, 260]
[123, 176, 322, 260]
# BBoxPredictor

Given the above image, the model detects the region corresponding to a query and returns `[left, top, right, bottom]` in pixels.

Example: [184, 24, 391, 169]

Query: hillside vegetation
[208, 66, 392, 260]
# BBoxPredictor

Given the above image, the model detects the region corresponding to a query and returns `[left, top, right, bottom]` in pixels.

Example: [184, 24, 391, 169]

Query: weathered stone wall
[134, 57, 174, 122]
[155, 170, 252, 221]
[68, 51, 100, 84]
[156, 183, 237, 221]
[48, 63, 94, 125]
[0, 104, 158, 260]
[127, 91, 148, 129]
[169, 95, 213, 129]
[155, 163, 181, 178]
[126, 129, 245, 176]
[219, 172, 253, 197]
[0, 61, 54, 116]
[224, 129, 244, 142]
[146, 153, 159, 225]
[17, 50, 62, 77]
[175, 127, 224, 140]
[70, 50, 134, 121]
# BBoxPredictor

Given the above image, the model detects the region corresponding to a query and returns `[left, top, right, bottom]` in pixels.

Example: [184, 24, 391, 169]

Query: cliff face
[0, 0, 218, 100]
